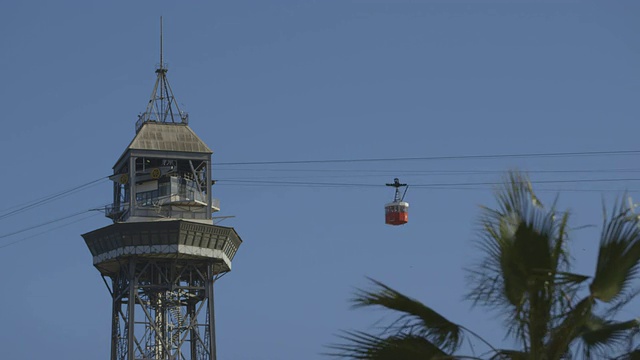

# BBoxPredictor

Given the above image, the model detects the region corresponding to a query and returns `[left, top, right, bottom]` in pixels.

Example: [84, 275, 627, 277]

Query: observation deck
[82, 220, 242, 277]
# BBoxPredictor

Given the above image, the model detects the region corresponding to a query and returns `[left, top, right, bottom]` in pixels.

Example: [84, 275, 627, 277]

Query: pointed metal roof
[128, 122, 212, 153]
[114, 122, 213, 168]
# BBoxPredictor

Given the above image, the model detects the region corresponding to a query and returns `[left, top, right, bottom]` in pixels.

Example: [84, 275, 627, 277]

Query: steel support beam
[206, 265, 216, 360]
[105, 259, 223, 359]
[127, 257, 136, 360]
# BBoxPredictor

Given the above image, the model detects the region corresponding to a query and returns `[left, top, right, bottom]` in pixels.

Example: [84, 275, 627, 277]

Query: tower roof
[128, 122, 213, 153]
[114, 122, 212, 168]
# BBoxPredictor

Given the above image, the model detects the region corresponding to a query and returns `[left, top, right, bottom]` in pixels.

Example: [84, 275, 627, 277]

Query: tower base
[107, 257, 221, 360]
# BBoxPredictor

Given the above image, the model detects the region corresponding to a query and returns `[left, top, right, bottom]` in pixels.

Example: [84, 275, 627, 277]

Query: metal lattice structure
[135, 18, 188, 134]
[83, 18, 242, 360]
[108, 259, 218, 360]
[84, 221, 241, 360]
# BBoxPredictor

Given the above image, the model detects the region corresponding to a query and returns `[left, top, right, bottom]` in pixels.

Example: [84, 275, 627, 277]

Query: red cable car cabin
[385, 201, 409, 225]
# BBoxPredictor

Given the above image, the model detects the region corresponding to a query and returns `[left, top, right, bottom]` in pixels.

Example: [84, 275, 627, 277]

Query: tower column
[206, 159, 213, 219]
[111, 285, 119, 360]
[188, 301, 197, 360]
[129, 156, 137, 218]
[127, 257, 137, 360]
[207, 264, 217, 360]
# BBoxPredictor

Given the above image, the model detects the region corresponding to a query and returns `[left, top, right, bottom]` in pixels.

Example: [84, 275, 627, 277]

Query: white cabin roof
[385, 201, 409, 208]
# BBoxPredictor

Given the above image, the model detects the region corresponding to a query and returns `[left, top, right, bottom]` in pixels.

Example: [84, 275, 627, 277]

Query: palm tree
[328, 172, 640, 359]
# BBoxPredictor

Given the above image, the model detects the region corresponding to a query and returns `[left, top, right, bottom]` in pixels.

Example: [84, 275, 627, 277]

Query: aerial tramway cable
[0, 176, 108, 221]
[212, 149, 640, 166]
[1, 149, 640, 248]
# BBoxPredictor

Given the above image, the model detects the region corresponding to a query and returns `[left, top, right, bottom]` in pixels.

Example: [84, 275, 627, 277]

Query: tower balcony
[82, 220, 242, 277]
[105, 197, 220, 223]
[106, 175, 221, 222]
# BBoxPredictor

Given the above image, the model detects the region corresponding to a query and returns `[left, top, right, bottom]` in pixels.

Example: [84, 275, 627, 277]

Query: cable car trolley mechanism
[385, 178, 409, 226]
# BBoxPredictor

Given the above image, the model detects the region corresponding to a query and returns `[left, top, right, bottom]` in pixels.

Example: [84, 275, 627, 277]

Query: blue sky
[1, 1, 639, 359]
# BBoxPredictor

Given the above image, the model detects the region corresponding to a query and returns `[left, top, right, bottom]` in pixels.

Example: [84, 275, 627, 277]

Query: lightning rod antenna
[160, 16, 164, 70]
[136, 16, 189, 132]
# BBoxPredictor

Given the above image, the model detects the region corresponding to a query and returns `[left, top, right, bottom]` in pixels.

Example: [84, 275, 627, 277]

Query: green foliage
[590, 200, 640, 302]
[352, 279, 462, 352]
[328, 332, 450, 360]
[329, 171, 640, 360]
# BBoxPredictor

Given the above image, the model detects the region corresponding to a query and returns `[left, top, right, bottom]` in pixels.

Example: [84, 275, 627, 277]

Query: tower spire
[135, 17, 188, 133]
[160, 16, 164, 71]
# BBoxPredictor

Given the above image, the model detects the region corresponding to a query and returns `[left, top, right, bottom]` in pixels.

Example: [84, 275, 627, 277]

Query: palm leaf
[554, 271, 590, 286]
[489, 349, 529, 360]
[579, 316, 640, 359]
[545, 296, 594, 359]
[467, 171, 572, 350]
[352, 279, 462, 352]
[603, 286, 640, 319]
[327, 331, 449, 360]
[590, 198, 640, 303]
[613, 349, 640, 360]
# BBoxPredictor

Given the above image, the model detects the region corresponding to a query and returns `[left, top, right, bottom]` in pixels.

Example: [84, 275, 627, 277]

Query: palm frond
[611, 349, 640, 360]
[353, 279, 462, 352]
[604, 286, 640, 319]
[488, 349, 529, 360]
[579, 316, 639, 359]
[326, 331, 449, 360]
[590, 198, 640, 303]
[553, 271, 590, 286]
[467, 171, 572, 349]
[546, 296, 594, 359]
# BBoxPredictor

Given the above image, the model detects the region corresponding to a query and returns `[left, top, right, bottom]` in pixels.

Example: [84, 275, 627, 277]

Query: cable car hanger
[385, 178, 408, 202]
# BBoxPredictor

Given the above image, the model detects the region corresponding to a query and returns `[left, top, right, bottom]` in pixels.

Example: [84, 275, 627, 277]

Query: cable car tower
[385, 178, 409, 225]
[82, 19, 242, 360]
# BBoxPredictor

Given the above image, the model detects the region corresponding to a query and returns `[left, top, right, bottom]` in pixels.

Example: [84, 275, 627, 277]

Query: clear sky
[1, 1, 639, 359]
